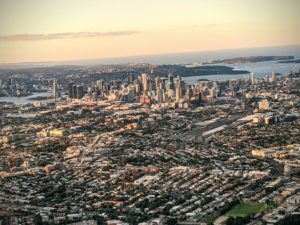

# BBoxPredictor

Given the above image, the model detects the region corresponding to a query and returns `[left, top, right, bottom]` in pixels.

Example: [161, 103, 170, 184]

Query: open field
[226, 202, 268, 217]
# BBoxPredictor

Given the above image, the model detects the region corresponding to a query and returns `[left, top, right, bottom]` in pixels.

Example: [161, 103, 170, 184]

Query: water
[1, 60, 299, 103]
[183, 60, 299, 84]
[59, 44, 300, 84]
[58, 44, 300, 65]
[0, 92, 52, 104]
[1, 45, 300, 103]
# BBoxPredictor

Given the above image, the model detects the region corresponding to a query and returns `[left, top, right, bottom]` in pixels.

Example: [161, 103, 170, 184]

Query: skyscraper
[133, 80, 141, 95]
[127, 86, 134, 102]
[168, 72, 174, 90]
[155, 77, 162, 93]
[53, 79, 58, 101]
[251, 73, 255, 85]
[156, 87, 163, 103]
[184, 85, 192, 100]
[97, 80, 106, 91]
[77, 85, 84, 99]
[271, 72, 277, 82]
[240, 90, 246, 111]
[68, 83, 74, 98]
[127, 73, 134, 83]
[175, 77, 182, 101]
[72, 85, 77, 99]
[141, 73, 148, 92]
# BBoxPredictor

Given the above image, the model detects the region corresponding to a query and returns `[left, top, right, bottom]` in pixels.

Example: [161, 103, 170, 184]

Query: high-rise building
[77, 85, 84, 99]
[251, 73, 255, 85]
[141, 73, 148, 92]
[72, 85, 77, 99]
[155, 77, 162, 93]
[156, 87, 163, 103]
[97, 80, 106, 91]
[160, 78, 167, 91]
[168, 73, 174, 90]
[240, 90, 246, 111]
[175, 78, 182, 101]
[68, 83, 74, 98]
[127, 73, 134, 83]
[184, 86, 192, 100]
[271, 72, 277, 82]
[68, 84, 84, 99]
[127, 86, 134, 102]
[133, 80, 141, 95]
[53, 79, 58, 101]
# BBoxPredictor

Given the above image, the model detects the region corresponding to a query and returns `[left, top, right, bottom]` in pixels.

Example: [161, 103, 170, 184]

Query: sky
[0, 0, 299, 63]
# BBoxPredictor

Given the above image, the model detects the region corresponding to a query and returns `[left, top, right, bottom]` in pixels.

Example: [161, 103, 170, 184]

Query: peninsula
[210, 56, 294, 64]
[277, 59, 300, 63]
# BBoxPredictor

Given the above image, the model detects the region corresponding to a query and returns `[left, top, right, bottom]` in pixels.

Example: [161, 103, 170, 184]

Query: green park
[226, 202, 268, 218]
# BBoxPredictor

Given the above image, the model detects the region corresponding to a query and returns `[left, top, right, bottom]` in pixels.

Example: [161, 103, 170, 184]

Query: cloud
[0, 30, 139, 41]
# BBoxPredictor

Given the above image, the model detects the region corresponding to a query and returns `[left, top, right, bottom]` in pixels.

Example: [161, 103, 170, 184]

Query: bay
[183, 60, 299, 84]
[0, 92, 52, 104]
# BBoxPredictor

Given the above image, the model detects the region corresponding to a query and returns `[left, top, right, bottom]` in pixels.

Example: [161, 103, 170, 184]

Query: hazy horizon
[1, 43, 299, 69]
[1, 0, 300, 64]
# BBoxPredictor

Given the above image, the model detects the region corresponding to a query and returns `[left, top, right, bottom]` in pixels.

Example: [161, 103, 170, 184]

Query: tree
[166, 217, 178, 225]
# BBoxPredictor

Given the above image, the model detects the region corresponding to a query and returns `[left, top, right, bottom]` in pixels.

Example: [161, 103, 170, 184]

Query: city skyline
[0, 0, 300, 63]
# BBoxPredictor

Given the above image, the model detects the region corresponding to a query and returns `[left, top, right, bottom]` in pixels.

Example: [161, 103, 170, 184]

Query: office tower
[53, 79, 58, 101]
[168, 73, 174, 90]
[175, 78, 182, 101]
[68, 83, 74, 98]
[240, 90, 246, 111]
[77, 85, 84, 99]
[128, 73, 134, 83]
[156, 87, 163, 103]
[149, 79, 155, 93]
[141, 73, 148, 92]
[155, 77, 162, 93]
[127, 86, 134, 102]
[271, 72, 277, 82]
[97, 79, 106, 91]
[133, 80, 141, 95]
[251, 73, 255, 85]
[160, 78, 167, 91]
[72, 85, 77, 99]
[184, 86, 192, 100]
